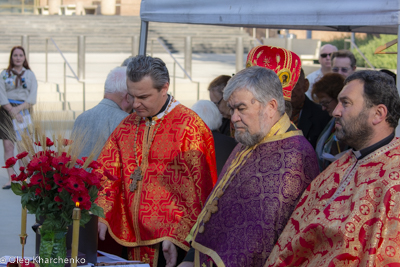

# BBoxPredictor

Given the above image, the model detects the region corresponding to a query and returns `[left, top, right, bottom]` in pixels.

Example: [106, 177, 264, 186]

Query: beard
[234, 127, 264, 147]
[335, 108, 373, 150]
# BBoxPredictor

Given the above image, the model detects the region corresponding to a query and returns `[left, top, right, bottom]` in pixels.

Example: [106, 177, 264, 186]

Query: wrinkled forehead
[228, 88, 255, 105]
[338, 79, 365, 101]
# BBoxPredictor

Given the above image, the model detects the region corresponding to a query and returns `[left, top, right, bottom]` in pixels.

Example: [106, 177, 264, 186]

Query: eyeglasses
[319, 98, 334, 108]
[332, 67, 350, 73]
[320, 53, 331, 58]
[213, 97, 223, 107]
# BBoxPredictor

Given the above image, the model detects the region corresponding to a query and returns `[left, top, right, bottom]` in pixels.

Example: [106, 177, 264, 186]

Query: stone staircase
[0, 15, 253, 128]
[0, 15, 254, 54]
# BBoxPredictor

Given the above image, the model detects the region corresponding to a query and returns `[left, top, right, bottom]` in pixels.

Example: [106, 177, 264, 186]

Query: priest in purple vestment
[177, 65, 320, 267]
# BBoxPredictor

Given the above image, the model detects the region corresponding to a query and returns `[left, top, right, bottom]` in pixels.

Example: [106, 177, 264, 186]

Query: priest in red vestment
[96, 56, 217, 267]
[179, 46, 320, 267]
[265, 70, 400, 266]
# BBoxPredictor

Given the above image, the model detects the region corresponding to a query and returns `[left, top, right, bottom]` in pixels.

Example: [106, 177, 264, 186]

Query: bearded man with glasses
[306, 44, 338, 99]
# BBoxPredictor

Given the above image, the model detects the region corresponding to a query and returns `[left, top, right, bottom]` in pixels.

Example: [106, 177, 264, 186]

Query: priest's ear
[160, 82, 169, 96]
[371, 104, 388, 126]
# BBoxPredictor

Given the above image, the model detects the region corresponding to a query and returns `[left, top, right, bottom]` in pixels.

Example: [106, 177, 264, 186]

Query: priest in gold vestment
[265, 71, 400, 266]
[96, 56, 217, 267]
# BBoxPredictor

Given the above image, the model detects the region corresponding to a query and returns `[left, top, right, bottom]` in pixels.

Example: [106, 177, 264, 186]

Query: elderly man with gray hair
[72, 66, 132, 160]
[179, 66, 319, 267]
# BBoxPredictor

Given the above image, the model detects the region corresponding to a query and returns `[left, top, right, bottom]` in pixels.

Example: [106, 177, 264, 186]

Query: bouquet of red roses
[3, 136, 117, 231]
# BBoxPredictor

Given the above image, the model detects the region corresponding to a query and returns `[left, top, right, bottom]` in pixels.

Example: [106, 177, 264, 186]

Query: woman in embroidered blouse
[0, 46, 37, 189]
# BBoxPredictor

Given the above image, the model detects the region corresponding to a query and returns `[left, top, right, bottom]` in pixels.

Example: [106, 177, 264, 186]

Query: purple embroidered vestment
[191, 115, 320, 267]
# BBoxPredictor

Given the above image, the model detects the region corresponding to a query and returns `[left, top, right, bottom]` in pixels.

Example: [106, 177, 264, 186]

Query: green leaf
[90, 203, 104, 218]
[88, 186, 99, 202]
[11, 183, 23, 196]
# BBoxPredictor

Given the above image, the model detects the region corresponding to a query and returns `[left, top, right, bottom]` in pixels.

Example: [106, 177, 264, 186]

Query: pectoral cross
[129, 168, 143, 192]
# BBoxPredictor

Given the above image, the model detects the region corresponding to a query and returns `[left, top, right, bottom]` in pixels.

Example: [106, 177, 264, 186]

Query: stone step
[0, 15, 253, 54]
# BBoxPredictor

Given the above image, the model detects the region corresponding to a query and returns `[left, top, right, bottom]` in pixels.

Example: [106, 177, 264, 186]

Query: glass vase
[39, 227, 68, 267]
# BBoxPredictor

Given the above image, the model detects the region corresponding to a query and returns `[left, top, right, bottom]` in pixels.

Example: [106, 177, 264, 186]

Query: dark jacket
[297, 96, 331, 149]
[212, 130, 237, 176]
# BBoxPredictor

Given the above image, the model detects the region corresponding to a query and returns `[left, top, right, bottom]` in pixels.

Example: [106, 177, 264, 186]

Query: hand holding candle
[71, 202, 81, 267]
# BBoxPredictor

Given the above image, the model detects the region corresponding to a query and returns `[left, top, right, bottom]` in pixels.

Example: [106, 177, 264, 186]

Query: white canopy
[140, 0, 400, 34]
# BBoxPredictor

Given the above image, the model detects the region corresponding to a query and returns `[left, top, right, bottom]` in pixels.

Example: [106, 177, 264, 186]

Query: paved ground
[0, 142, 36, 257]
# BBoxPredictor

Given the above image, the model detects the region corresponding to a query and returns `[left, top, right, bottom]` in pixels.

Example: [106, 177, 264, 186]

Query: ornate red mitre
[246, 45, 301, 101]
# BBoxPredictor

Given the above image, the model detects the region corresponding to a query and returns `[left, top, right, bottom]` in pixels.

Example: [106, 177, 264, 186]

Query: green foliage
[322, 34, 397, 69]
[352, 35, 397, 69]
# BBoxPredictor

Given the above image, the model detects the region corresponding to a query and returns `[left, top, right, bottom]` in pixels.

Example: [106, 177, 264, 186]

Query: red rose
[62, 139, 73, 146]
[15, 171, 27, 182]
[11, 174, 17, 181]
[105, 170, 118, 181]
[85, 173, 101, 187]
[16, 151, 29, 159]
[53, 173, 64, 186]
[2, 157, 17, 168]
[51, 154, 71, 167]
[35, 188, 42, 196]
[88, 160, 101, 169]
[46, 137, 54, 147]
[76, 159, 84, 166]
[21, 185, 26, 191]
[27, 157, 42, 172]
[65, 176, 86, 193]
[54, 196, 62, 202]
[34, 137, 54, 147]
[19, 166, 25, 172]
[30, 173, 44, 185]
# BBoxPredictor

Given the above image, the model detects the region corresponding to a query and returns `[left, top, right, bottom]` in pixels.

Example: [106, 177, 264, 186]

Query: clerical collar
[352, 133, 395, 160]
[147, 95, 171, 121]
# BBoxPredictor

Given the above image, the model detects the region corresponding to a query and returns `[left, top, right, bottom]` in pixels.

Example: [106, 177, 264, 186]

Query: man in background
[306, 44, 338, 99]
[331, 49, 357, 78]
[72, 66, 131, 160]
[290, 69, 331, 148]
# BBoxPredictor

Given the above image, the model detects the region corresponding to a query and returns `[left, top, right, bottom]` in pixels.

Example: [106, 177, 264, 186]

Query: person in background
[72, 66, 132, 160]
[311, 73, 347, 171]
[208, 75, 233, 136]
[290, 69, 331, 148]
[380, 69, 396, 85]
[306, 44, 338, 99]
[0, 46, 37, 189]
[265, 70, 400, 267]
[331, 50, 357, 78]
[191, 100, 237, 176]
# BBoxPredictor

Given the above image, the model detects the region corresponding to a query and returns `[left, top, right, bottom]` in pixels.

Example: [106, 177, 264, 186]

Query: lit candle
[71, 202, 81, 267]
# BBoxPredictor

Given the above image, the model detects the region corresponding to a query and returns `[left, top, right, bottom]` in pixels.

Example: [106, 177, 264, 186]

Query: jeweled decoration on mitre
[246, 45, 301, 101]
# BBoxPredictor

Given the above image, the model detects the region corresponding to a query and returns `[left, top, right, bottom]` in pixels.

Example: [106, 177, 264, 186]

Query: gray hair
[191, 100, 222, 131]
[223, 66, 285, 115]
[121, 56, 134, 67]
[104, 66, 127, 94]
[126, 55, 170, 91]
